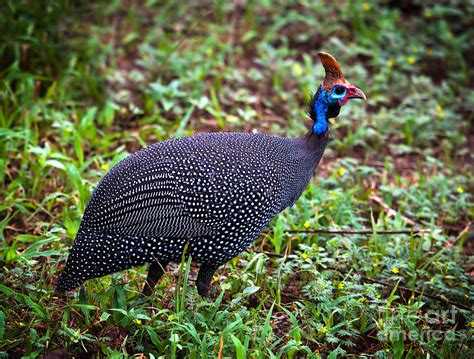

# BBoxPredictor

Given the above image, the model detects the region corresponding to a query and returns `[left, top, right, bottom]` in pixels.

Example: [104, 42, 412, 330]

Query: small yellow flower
[457, 187, 464, 194]
[169, 315, 176, 321]
[435, 104, 445, 118]
[301, 252, 309, 260]
[134, 319, 142, 325]
[292, 63, 303, 77]
[392, 267, 400, 274]
[329, 118, 336, 125]
[470, 321, 474, 328]
[338, 167, 346, 176]
[441, 197, 446, 204]
[320, 326, 327, 333]
[304, 220, 311, 228]
[338, 283, 344, 290]
[225, 115, 239, 123]
[362, 2, 370, 11]
[386, 58, 394, 68]
[101, 163, 109, 170]
[407, 56, 416, 65]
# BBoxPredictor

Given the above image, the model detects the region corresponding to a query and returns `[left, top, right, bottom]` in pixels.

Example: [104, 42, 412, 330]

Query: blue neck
[310, 86, 339, 135]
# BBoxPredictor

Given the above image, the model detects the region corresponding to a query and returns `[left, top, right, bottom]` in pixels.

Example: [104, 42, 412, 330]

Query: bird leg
[196, 263, 218, 297]
[142, 260, 168, 296]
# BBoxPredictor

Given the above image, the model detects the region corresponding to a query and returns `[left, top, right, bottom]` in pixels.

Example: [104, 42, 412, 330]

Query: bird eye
[333, 86, 346, 95]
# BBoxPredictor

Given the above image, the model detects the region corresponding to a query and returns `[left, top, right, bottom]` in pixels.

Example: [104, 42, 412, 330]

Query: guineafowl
[56, 52, 366, 297]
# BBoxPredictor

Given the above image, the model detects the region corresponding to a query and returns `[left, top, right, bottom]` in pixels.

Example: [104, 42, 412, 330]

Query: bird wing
[82, 141, 211, 238]
[82, 135, 286, 239]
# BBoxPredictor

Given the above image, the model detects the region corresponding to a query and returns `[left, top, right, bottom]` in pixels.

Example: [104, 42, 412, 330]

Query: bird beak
[347, 85, 367, 101]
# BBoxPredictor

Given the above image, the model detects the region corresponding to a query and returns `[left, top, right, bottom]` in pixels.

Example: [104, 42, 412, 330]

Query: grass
[1, 0, 473, 357]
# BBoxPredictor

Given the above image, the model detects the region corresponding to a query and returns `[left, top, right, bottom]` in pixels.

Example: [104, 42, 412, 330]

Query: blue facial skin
[312, 85, 347, 135]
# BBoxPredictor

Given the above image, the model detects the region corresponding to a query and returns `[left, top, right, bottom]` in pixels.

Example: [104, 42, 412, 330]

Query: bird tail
[56, 245, 85, 292]
[55, 226, 114, 292]
[56, 226, 152, 292]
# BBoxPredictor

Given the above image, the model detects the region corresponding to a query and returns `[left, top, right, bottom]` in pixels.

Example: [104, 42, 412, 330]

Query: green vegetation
[1, 0, 472, 357]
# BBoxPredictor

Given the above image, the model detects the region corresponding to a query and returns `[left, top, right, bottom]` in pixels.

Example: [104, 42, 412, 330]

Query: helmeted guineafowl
[56, 52, 366, 297]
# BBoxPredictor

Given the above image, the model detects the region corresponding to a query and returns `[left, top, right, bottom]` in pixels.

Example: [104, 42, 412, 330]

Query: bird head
[309, 52, 366, 135]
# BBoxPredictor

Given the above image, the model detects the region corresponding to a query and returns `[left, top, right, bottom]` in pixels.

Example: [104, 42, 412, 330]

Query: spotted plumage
[56, 52, 366, 297]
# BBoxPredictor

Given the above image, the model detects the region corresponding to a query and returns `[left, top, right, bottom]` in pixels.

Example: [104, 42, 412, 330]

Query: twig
[366, 161, 417, 171]
[218, 332, 224, 359]
[264, 228, 430, 235]
[251, 250, 285, 258]
[280, 292, 314, 303]
[445, 222, 471, 248]
[356, 275, 471, 311]
[324, 157, 421, 171]
[369, 194, 419, 227]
